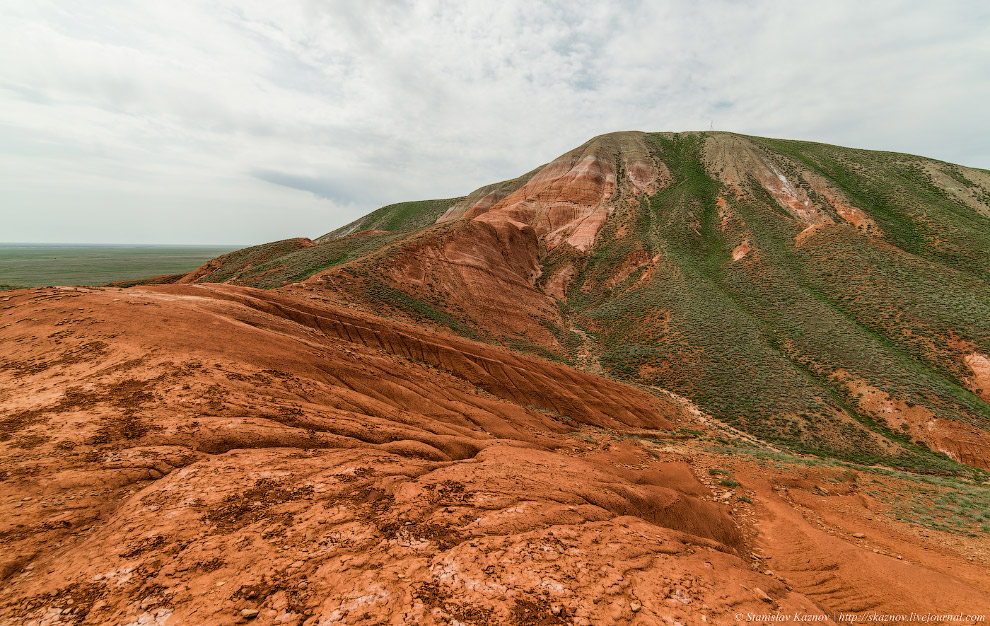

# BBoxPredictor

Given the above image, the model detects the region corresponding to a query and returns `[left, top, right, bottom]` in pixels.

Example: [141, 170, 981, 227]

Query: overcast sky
[1, 1, 987, 245]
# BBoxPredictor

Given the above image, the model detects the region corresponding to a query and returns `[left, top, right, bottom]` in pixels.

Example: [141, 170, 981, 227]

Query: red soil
[964, 352, 990, 403]
[839, 373, 990, 470]
[314, 218, 567, 347]
[440, 133, 657, 253]
[2, 285, 986, 625]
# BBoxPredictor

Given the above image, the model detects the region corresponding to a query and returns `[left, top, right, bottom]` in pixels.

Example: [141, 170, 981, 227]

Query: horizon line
[0, 242, 251, 247]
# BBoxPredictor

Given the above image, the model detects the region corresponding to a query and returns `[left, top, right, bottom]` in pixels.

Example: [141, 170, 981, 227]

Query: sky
[1, 1, 988, 245]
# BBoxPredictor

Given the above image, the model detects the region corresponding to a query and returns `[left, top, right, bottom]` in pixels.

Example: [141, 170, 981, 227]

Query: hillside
[165, 131, 990, 475]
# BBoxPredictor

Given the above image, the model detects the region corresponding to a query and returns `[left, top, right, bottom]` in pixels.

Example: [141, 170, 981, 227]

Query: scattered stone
[671, 589, 692, 604]
[853, 532, 866, 539]
[241, 608, 259, 619]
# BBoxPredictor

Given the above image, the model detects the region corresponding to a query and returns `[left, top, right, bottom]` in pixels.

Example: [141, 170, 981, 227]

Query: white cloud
[0, 0, 987, 244]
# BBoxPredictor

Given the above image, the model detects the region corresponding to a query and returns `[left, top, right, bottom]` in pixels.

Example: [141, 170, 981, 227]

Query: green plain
[0, 244, 241, 289]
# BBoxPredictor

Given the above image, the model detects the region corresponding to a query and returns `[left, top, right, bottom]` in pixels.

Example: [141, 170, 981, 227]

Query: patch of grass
[569, 431, 597, 443]
[717, 442, 989, 533]
[319, 197, 464, 239]
[881, 477, 990, 535]
[364, 279, 481, 341]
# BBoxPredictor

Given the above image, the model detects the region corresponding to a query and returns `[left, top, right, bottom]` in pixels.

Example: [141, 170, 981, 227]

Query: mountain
[3, 131, 990, 624]
[164, 131, 990, 475]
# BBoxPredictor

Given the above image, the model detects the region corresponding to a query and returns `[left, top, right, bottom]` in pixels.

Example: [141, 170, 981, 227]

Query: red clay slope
[2, 285, 987, 625]
[0, 284, 795, 625]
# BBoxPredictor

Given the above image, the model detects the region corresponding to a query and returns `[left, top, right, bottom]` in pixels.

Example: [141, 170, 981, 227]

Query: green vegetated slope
[162, 131, 990, 475]
[190, 233, 417, 288]
[164, 197, 466, 289]
[567, 133, 990, 474]
[317, 197, 465, 241]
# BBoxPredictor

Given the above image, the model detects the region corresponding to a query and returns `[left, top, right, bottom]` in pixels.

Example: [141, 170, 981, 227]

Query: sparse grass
[569, 432, 597, 443]
[319, 197, 464, 239]
[364, 279, 481, 341]
[719, 442, 989, 534]
[880, 476, 990, 535]
[557, 132, 990, 474]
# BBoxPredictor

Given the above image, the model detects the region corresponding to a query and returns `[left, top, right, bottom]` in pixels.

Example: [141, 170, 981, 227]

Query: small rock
[630, 601, 642, 612]
[671, 589, 692, 604]
[93, 574, 104, 581]
[241, 608, 259, 619]
[853, 532, 866, 539]
[148, 469, 163, 480]
[753, 587, 772, 603]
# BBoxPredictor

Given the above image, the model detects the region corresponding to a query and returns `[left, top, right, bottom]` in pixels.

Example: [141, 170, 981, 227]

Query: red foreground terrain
[1, 284, 987, 625]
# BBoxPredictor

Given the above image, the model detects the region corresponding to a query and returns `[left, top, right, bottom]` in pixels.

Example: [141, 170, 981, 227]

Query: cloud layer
[1, 1, 987, 244]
